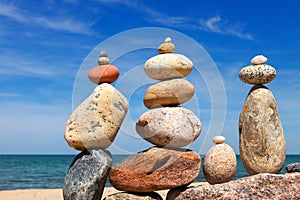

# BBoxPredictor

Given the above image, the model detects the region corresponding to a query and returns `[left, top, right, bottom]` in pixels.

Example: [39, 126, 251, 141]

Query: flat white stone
[251, 55, 267, 65]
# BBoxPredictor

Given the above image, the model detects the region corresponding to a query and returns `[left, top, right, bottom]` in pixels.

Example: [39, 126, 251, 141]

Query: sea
[0, 154, 299, 190]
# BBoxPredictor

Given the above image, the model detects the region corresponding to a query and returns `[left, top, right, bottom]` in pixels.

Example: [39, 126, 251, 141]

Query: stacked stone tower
[109, 38, 202, 196]
[238, 55, 286, 175]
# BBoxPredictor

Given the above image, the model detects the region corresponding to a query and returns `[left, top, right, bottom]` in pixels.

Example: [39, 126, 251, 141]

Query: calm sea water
[0, 154, 299, 190]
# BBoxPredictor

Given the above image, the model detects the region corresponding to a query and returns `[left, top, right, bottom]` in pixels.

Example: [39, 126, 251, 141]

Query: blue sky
[0, 0, 299, 154]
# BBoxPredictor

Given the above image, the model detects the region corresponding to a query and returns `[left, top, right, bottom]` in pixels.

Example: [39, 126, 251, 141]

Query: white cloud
[199, 16, 254, 40]
[0, 2, 93, 35]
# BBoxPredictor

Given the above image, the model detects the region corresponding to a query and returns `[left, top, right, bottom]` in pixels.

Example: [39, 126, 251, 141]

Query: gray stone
[136, 107, 202, 147]
[63, 149, 112, 200]
[239, 85, 286, 175]
[104, 192, 163, 200]
[64, 83, 128, 150]
[144, 54, 193, 80]
[203, 142, 237, 184]
[286, 162, 300, 173]
[144, 79, 194, 108]
[167, 173, 300, 200]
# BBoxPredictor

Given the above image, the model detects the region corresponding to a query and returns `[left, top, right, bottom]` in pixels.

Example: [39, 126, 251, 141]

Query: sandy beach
[0, 182, 207, 200]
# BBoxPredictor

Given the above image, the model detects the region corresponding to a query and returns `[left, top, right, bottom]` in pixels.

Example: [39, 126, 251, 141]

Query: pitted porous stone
[136, 107, 202, 147]
[144, 79, 194, 108]
[239, 85, 286, 175]
[64, 83, 128, 150]
[238, 64, 276, 84]
[144, 54, 193, 80]
[203, 143, 237, 184]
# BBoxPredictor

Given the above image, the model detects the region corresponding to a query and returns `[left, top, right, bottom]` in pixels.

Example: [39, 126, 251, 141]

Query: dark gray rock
[167, 173, 300, 200]
[63, 149, 112, 200]
[104, 192, 163, 200]
[286, 162, 300, 173]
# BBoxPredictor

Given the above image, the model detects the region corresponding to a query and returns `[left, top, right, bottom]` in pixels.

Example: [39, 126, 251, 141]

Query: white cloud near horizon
[199, 16, 254, 40]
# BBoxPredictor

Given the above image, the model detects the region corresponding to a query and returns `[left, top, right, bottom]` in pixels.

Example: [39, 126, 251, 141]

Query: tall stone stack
[108, 38, 202, 197]
[63, 51, 128, 200]
[238, 55, 286, 175]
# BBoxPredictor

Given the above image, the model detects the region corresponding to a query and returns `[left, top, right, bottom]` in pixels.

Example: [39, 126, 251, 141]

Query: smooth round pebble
[144, 54, 193, 80]
[136, 107, 202, 147]
[238, 64, 276, 84]
[88, 65, 120, 84]
[203, 143, 237, 184]
[144, 79, 194, 108]
[251, 55, 267, 65]
[212, 136, 225, 144]
[158, 37, 175, 54]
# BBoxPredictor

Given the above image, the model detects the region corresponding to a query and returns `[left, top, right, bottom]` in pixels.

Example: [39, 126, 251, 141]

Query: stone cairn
[238, 55, 286, 175]
[203, 136, 237, 184]
[63, 51, 128, 200]
[108, 37, 202, 198]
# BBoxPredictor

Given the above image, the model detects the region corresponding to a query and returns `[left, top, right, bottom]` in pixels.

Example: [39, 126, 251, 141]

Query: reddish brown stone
[109, 147, 201, 192]
[167, 173, 300, 200]
[88, 65, 119, 84]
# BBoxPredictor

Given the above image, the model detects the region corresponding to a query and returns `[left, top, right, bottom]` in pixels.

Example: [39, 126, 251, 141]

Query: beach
[0, 182, 207, 200]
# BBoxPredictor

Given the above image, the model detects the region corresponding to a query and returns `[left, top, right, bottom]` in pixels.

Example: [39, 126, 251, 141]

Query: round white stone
[251, 55, 268, 65]
[213, 136, 226, 144]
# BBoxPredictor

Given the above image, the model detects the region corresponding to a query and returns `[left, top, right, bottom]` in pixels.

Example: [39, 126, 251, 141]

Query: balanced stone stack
[238, 55, 286, 175]
[63, 51, 128, 200]
[203, 136, 237, 184]
[108, 38, 202, 197]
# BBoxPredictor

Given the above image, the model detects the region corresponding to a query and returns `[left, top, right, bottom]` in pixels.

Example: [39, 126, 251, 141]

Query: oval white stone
[212, 136, 226, 144]
[251, 55, 268, 65]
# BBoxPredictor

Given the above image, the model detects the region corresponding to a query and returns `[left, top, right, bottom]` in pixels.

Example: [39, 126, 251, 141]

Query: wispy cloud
[199, 16, 254, 40]
[0, 2, 93, 35]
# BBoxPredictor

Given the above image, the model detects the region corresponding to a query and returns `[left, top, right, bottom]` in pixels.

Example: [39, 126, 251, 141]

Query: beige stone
[144, 54, 193, 80]
[212, 135, 225, 144]
[239, 85, 286, 175]
[64, 83, 128, 150]
[203, 143, 237, 184]
[158, 37, 175, 54]
[238, 64, 276, 84]
[144, 79, 194, 108]
[136, 107, 202, 147]
[251, 55, 267, 65]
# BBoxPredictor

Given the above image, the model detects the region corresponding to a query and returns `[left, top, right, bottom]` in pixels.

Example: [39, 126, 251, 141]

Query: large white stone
[144, 54, 193, 80]
[136, 107, 202, 147]
[64, 83, 128, 150]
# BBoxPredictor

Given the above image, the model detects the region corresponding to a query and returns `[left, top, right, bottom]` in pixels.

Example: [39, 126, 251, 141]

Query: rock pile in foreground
[167, 173, 300, 200]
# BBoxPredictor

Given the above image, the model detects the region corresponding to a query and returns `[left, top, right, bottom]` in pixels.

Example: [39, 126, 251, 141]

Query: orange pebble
[88, 65, 120, 84]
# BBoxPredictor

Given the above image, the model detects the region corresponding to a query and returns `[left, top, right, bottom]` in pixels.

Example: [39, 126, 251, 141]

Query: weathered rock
[144, 79, 194, 108]
[167, 173, 300, 200]
[88, 65, 120, 84]
[64, 83, 128, 150]
[203, 136, 237, 184]
[286, 162, 300, 173]
[239, 85, 286, 175]
[251, 55, 268, 65]
[158, 37, 175, 54]
[63, 149, 112, 200]
[104, 192, 163, 200]
[136, 107, 202, 147]
[109, 147, 201, 192]
[238, 64, 276, 84]
[144, 54, 193, 80]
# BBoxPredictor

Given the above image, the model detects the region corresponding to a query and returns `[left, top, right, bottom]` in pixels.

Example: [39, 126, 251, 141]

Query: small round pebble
[158, 37, 175, 54]
[98, 51, 110, 65]
[251, 55, 267, 65]
[212, 136, 225, 144]
[88, 65, 120, 84]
